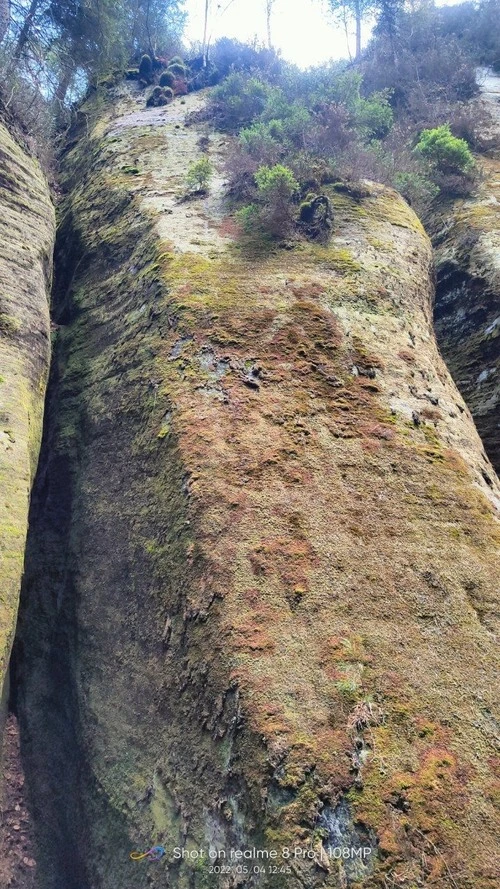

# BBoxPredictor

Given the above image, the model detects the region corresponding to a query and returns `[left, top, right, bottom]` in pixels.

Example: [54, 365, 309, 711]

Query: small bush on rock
[139, 54, 153, 83]
[146, 86, 173, 107]
[393, 171, 440, 207]
[185, 157, 213, 193]
[168, 62, 186, 77]
[159, 71, 175, 88]
[298, 192, 333, 240]
[245, 164, 299, 239]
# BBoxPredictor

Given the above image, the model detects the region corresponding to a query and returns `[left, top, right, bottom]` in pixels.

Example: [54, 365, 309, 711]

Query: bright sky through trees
[184, 0, 464, 67]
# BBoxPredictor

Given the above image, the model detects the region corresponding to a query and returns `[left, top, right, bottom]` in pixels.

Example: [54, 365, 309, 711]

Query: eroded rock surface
[0, 120, 53, 721]
[14, 85, 500, 889]
[431, 69, 500, 473]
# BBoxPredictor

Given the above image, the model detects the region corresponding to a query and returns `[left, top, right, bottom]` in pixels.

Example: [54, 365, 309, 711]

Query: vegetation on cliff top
[198, 2, 500, 237]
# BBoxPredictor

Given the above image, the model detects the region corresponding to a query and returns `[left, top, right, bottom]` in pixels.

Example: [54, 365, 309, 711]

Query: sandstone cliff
[431, 70, 500, 474]
[14, 84, 500, 889]
[0, 120, 54, 729]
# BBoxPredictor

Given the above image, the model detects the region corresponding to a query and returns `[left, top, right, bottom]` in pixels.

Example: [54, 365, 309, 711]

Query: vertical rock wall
[431, 72, 500, 473]
[0, 120, 54, 729]
[14, 85, 500, 889]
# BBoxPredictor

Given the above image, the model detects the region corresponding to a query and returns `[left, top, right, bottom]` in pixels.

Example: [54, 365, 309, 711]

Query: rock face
[431, 70, 500, 473]
[15, 84, 500, 889]
[0, 120, 53, 730]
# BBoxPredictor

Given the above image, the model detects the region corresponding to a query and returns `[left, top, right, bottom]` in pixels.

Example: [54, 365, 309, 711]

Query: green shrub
[212, 73, 270, 130]
[239, 120, 284, 163]
[159, 71, 175, 88]
[139, 54, 153, 81]
[254, 163, 298, 200]
[393, 171, 440, 209]
[185, 157, 213, 193]
[168, 62, 186, 77]
[252, 163, 299, 238]
[147, 86, 173, 107]
[169, 55, 184, 66]
[236, 203, 260, 233]
[261, 91, 312, 147]
[353, 91, 394, 141]
[326, 70, 363, 110]
[413, 124, 474, 174]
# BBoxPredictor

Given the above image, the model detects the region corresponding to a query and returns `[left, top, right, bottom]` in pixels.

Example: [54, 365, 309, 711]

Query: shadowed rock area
[11, 83, 500, 889]
[431, 69, 500, 474]
[0, 715, 37, 888]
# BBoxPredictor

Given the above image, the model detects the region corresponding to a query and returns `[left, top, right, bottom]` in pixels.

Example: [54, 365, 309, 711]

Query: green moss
[19, 85, 499, 889]
[323, 246, 362, 274]
[0, 313, 21, 336]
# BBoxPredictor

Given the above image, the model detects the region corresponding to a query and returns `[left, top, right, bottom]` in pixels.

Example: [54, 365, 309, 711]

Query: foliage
[353, 91, 393, 139]
[185, 157, 213, 193]
[146, 85, 173, 107]
[241, 164, 299, 239]
[211, 73, 271, 131]
[392, 171, 439, 208]
[413, 124, 474, 174]
[209, 37, 280, 79]
[362, 6, 480, 110]
[239, 121, 284, 164]
[139, 54, 153, 82]
[0, 0, 185, 111]
[209, 0, 499, 227]
[254, 163, 298, 200]
[159, 70, 175, 88]
[167, 62, 186, 77]
[1, 0, 494, 206]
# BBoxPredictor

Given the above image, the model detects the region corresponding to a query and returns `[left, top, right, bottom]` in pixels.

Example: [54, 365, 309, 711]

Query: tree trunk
[10, 0, 40, 64]
[54, 65, 72, 108]
[0, 0, 9, 43]
[341, 1, 353, 62]
[145, 0, 154, 58]
[202, 0, 210, 67]
[355, 0, 362, 59]
[266, 0, 273, 50]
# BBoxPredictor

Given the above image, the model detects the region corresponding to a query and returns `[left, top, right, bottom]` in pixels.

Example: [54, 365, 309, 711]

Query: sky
[184, 0, 464, 68]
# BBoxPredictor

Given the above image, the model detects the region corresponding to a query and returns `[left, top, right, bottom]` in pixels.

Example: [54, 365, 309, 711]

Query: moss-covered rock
[0, 122, 54, 735]
[430, 187, 500, 474]
[14, 86, 500, 889]
[430, 78, 500, 474]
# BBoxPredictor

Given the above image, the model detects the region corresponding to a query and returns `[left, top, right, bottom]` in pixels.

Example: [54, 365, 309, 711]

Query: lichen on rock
[0, 120, 54, 733]
[430, 73, 500, 474]
[13, 84, 500, 889]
